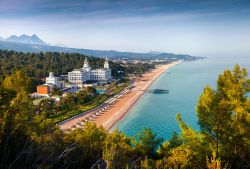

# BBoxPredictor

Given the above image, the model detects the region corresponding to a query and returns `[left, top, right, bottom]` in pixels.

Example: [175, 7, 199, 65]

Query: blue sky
[0, 0, 250, 56]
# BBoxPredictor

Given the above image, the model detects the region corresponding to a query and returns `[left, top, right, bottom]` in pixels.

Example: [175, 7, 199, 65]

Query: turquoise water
[113, 56, 250, 140]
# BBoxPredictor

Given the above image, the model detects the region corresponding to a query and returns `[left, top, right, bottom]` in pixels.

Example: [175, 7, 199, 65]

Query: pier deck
[140, 89, 169, 94]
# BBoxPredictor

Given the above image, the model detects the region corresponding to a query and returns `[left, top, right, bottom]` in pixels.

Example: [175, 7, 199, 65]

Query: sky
[0, 0, 250, 57]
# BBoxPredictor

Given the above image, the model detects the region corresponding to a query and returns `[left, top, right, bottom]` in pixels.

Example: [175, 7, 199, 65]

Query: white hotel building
[68, 57, 112, 85]
[46, 72, 62, 88]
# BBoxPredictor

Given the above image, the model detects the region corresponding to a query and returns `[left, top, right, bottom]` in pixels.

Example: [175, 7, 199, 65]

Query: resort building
[68, 69, 89, 84]
[46, 72, 62, 88]
[90, 69, 112, 81]
[68, 57, 112, 85]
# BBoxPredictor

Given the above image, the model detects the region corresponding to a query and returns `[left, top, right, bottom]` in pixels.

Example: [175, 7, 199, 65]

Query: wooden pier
[140, 89, 169, 94]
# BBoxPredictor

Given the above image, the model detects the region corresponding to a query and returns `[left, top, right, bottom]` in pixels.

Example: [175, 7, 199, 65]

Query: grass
[52, 94, 108, 123]
[108, 81, 129, 95]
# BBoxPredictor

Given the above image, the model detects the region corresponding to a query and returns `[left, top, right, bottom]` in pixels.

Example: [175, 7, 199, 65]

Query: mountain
[148, 51, 164, 55]
[54, 43, 67, 47]
[0, 39, 201, 61]
[0, 36, 4, 41]
[5, 34, 48, 46]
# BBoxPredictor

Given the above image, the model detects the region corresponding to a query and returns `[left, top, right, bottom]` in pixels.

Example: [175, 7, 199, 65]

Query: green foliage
[0, 50, 155, 91]
[86, 86, 97, 95]
[3, 71, 33, 93]
[0, 83, 36, 168]
[140, 157, 155, 169]
[48, 93, 108, 123]
[63, 123, 107, 168]
[170, 114, 209, 168]
[157, 132, 182, 157]
[76, 90, 89, 104]
[125, 62, 155, 77]
[38, 98, 54, 115]
[51, 86, 63, 96]
[134, 128, 163, 158]
[0, 65, 249, 169]
[0, 83, 107, 168]
[34, 85, 109, 123]
[107, 80, 129, 95]
[103, 129, 134, 169]
[0, 50, 123, 92]
[0, 50, 103, 78]
[207, 152, 228, 169]
[196, 65, 250, 168]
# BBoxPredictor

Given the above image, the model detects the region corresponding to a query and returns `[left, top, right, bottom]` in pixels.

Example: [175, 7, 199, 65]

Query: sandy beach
[59, 60, 181, 131]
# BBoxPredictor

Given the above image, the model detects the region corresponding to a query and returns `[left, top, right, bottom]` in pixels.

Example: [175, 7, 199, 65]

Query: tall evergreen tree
[196, 65, 250, 168]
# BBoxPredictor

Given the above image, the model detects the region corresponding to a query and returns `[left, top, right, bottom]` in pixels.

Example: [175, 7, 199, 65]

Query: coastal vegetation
[0, 65, 249, 168]
[40, 91, 108, 123]
[38, 79, 131, 123]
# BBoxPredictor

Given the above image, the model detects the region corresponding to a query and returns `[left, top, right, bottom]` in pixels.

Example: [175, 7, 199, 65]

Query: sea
[112, 56, 250, 140]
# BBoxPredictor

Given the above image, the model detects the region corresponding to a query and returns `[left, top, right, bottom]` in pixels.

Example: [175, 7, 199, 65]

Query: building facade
[36, 85, 50, 97]
[68, 69, 89, 84]
[90, 69, 112, 82]
[46, 72, 62, 88]
[68, 57, 112, 85]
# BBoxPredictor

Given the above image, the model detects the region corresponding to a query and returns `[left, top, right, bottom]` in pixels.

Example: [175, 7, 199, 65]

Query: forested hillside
[0, 50, 112, 79]
[0, 50, 154, 91]
[0, 65, 249, 169]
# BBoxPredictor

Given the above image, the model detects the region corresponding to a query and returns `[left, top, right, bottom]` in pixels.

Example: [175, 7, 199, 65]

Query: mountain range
[0, 34, 201, 61]
[1, 34, 48, 46]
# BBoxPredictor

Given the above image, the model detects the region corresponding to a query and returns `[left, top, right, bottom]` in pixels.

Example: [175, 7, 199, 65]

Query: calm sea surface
[112, 56, 250, 140]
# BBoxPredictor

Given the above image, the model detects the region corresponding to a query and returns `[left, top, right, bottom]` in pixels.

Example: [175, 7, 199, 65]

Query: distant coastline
[0, 38, 200, 61]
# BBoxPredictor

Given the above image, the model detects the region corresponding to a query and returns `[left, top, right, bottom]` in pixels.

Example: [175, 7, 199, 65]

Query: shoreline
[102, 60, 182, 131]
[59, 60, 182, 131]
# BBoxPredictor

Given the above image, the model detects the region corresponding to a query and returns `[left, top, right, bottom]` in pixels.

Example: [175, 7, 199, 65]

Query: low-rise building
[33, 72, 62, 98]
[36, 85, 50, 97]
[46, 72, 62, 88]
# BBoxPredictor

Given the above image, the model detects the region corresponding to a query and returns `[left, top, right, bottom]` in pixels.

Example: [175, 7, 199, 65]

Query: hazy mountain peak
[6, 34, 49, 46]
[148, 51, 164, 55]
[8, 35, 18, 39]
[54, 43, 67, 47]
[31, 34, 39, 39]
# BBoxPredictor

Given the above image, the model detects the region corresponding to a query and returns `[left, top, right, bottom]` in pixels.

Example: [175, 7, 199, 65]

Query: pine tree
[196, 65, 250, 167]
